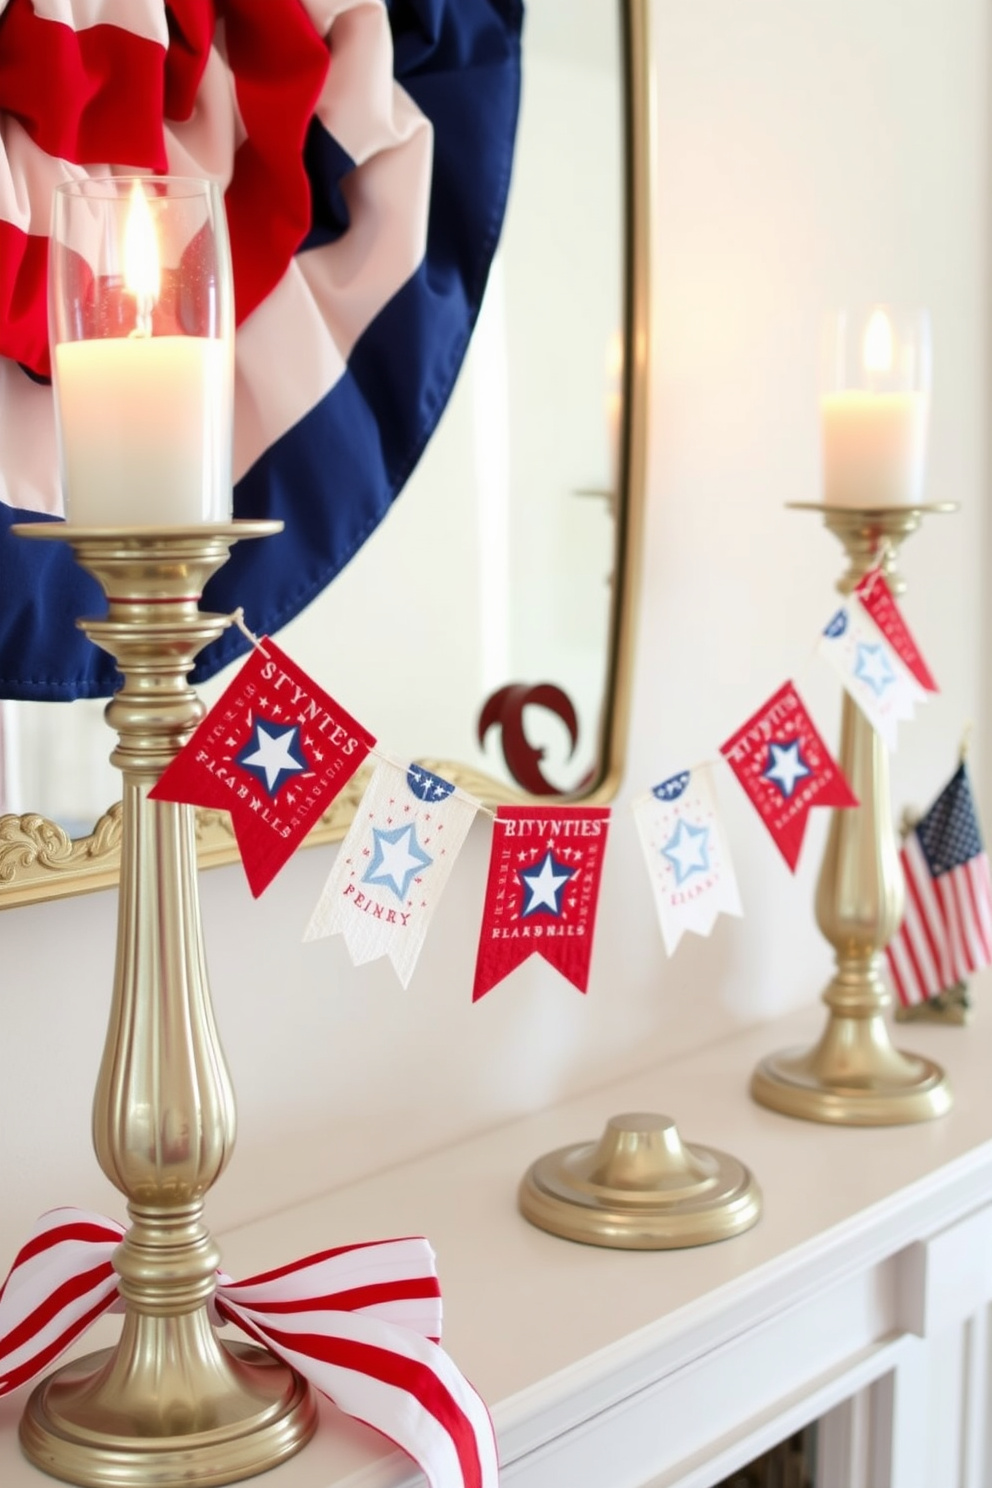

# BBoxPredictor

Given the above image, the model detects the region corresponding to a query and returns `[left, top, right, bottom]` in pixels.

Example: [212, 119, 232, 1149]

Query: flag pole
[751, 502, 955, 1125]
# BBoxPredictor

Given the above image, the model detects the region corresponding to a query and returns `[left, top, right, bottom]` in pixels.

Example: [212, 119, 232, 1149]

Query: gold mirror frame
[0, 0, 652, 911]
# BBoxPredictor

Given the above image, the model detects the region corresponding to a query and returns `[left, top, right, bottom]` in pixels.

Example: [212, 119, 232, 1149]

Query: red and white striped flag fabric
[0, 0, 522, 701]
[886, 762, 992, 1007]
[0, 1207, 498, 1488]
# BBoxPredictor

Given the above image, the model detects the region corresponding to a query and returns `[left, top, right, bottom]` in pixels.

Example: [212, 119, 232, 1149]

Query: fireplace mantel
[4, 998, 992, 1487]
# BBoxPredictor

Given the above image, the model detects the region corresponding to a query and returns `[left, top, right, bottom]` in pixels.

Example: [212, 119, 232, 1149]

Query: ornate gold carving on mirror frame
[0, 0, 651, 912]
[0, 760, 524, 909]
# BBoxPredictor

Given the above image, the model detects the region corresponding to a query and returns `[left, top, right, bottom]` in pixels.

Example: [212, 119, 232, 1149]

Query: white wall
[1, 0, 989, 1260]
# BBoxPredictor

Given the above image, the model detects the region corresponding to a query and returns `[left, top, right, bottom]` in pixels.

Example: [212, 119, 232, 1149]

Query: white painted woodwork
[4, 1002, 992, 1486]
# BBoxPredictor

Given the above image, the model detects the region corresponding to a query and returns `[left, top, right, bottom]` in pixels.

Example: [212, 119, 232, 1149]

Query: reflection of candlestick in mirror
[50, 176, 233, 526]
[820, 306, 930, 508]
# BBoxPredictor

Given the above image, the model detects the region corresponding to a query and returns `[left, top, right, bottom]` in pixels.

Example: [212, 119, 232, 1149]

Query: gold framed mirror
[0, 0, 651, 909]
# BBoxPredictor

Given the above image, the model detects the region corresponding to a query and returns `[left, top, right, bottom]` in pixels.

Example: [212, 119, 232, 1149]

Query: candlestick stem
[12, 524, 316, 1486]
[751, 504, 953, 1124]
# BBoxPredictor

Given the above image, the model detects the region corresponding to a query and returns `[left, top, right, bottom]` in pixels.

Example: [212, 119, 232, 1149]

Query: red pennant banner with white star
[472, 806, 611, 1001]
[150, 639, 375, 897]
[854, 570, 939, 694]
[720, 680, 857, 872]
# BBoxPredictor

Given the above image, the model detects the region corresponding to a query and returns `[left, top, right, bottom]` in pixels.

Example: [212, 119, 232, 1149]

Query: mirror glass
[0, 0, 641, 882]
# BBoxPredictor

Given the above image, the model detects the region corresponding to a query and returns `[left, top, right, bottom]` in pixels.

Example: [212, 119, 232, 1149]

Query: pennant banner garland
[472, 807, 611, 1001]
[304, 759, 478, 988]
[632, 765, 742, 955]
[141, 553, 948, 981]
[720, 681, 858, 872]
[151, 639, 375, 898]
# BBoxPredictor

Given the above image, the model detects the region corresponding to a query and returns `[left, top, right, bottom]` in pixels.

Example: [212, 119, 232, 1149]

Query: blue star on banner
[304, 757, 479, 988]
[855, 642, 895, 696]
[236, 718, 309, 795]
[661, 818, 710, 886]
[363, 822, 433, 901]
[762, 739, 812, 800]
[519, 850, 576, 918]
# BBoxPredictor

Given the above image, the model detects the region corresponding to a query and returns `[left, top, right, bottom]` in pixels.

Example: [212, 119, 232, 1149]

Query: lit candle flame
[862, 308, 893, 375]
[123, 181, 159, 335]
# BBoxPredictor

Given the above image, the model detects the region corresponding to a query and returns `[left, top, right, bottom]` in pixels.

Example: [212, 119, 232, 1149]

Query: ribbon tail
[0, 1208, 124, 1398]
[219, 1298, 498, 1488]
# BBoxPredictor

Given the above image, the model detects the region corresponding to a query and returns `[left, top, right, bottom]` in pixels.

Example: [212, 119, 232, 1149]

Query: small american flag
[886, 762, 992, 1006]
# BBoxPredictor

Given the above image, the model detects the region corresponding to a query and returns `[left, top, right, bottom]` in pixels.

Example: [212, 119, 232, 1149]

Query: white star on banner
[763, 740, 811, 799]
[520, 852, 574, 916]
[239, 724, 306, 792]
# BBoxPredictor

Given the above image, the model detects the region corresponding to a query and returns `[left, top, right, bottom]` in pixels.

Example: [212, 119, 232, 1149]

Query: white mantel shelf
[4, 998, 992, 1488]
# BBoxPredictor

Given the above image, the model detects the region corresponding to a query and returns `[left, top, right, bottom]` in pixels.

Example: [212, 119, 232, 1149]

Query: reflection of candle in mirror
[605, 329, 623, 494]
[820, 306, 930, 508]
[54, 181, 231, 526]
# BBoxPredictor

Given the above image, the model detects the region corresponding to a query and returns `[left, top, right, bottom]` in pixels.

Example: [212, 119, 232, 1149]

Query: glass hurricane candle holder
[820, 306, 931, 509]
[49, 175, 234, 526]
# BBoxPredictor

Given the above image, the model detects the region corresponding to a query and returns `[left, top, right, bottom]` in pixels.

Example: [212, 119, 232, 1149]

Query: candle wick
[130, 294, 154, 339]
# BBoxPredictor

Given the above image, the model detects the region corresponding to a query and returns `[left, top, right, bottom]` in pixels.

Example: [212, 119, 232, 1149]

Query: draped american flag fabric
[0, 0, 522, 700]
[885, 762, 992, 1006]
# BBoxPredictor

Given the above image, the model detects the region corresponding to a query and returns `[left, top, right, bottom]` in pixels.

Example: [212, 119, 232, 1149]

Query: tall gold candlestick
[751, 503, 954, 1125]
[13, 523, 316, 1487]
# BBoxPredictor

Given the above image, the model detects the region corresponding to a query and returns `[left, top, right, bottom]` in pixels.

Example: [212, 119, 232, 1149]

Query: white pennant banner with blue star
[817, 595, 929, 751]
[303, 758, 479, 988]
[632, 764, 742, 955]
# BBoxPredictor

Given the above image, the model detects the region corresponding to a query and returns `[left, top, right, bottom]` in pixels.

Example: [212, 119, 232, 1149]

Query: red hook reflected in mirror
[477, 682, 580, 796]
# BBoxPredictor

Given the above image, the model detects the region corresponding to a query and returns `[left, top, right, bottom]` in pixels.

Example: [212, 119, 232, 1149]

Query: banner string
[230, 607, 271, 657]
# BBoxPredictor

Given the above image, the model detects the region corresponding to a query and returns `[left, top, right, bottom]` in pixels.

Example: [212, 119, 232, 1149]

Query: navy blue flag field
[886, 762, 992, 1006]
[0, 0, 522, 701]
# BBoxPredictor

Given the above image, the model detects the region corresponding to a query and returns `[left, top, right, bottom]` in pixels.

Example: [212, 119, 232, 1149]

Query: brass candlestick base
[519, 1113, 761, 1249]
[13, 524, 317, 1487]
[751, 504, 955, 1127]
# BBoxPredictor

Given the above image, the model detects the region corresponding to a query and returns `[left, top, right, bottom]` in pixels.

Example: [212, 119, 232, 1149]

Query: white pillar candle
[820, 306, 931, 508]
[55, 338, 231, 525]
[821, 389, 929, 508]
[50, 177, 233, 526]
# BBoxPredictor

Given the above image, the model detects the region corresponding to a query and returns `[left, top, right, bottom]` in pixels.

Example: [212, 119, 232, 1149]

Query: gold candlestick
[13, 523, 316, 1486]
[751, 503, 954, 1125]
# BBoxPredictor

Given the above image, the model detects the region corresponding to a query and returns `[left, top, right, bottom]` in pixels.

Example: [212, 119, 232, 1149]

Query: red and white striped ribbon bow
[0, 1209, 497, 1488]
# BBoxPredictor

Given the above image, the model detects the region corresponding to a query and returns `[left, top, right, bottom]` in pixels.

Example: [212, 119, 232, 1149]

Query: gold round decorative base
[751, 1044, 951, 1126]
[518, 1112, 761, 1249]
[20, 1342, 317, 1488]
